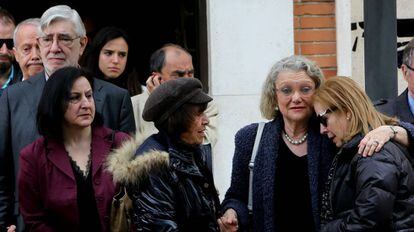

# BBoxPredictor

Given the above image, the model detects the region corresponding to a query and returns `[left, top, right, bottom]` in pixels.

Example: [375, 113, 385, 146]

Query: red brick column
[294, 0, 337, 77]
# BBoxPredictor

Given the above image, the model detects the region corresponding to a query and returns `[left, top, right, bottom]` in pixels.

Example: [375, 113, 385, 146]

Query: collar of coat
[337, 133, 363, 157]
[105, 133, 169, 185]
[105, 132, 205, 185]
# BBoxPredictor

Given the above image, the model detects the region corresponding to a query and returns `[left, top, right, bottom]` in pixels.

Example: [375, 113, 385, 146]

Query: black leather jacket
[108, 132, 220, 232]
[321, 134, 414, 231]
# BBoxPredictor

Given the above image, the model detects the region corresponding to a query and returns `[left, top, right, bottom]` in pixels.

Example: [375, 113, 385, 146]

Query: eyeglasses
[0, 39, 13, 50]
[317, 108, 336, 127]
[37, 34, 80, 48]
[276, 86, 314, 97]
[405, 63, 414, 72]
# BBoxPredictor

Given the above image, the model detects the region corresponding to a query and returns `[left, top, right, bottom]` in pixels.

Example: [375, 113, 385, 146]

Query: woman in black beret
[106, 77, 220, 231]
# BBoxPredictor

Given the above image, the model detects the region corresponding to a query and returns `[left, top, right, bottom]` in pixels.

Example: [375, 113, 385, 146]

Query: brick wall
[294, 0, 337, 77]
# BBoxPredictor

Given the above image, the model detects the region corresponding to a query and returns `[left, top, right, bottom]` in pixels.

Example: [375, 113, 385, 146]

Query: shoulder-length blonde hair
[314, 76, 398, 142]
[260, 55, 324, 119]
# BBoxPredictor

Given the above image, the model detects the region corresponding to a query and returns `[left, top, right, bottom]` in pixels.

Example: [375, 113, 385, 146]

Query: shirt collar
[1, 66, 14, 89]
[407, 91, 414, 116]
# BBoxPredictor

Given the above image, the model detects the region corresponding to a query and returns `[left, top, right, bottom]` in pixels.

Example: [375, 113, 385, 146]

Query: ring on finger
[372, 140, 379, 146]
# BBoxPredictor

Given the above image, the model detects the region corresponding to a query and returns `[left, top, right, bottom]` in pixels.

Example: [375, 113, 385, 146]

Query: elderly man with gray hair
[0, 5, 135, 231]
[12, 18, 44, 81]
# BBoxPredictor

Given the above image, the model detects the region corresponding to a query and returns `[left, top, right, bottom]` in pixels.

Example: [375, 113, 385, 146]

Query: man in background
[132, 43, 218, 147]
[0, 8, 20, 96]
[12, 18, 44, 80]
[377, 38, 414, 123]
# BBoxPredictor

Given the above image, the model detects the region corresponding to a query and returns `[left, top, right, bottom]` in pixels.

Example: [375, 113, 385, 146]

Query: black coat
[321, 134, 414, 231]
[107, 132, 220, 232]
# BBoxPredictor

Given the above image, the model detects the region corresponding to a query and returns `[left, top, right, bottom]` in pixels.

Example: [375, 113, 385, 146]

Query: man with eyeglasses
[376, 38, 414, 123]
[0, 8, 21, 97]
[0, 5, 135, 231]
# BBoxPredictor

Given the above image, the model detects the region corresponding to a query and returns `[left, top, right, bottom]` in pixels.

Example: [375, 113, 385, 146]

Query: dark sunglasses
[0, 39, 13, 50]
[317, 108, 336, 127]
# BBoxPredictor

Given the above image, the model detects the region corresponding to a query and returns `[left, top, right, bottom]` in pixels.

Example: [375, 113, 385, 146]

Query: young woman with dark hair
[84, 26, 142, 96]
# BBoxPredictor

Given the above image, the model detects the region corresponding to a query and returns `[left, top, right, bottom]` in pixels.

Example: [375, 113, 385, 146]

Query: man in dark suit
[376, 38, 414, 123]
[0, 5, 135, 231]
[0, 8, 21, 97]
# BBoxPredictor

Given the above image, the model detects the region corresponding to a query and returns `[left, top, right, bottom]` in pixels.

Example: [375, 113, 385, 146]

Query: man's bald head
[150, 43, 194, 82]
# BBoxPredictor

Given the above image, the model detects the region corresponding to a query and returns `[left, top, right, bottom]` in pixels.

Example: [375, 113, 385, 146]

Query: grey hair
[13, 18, 41, 45]
[40, 5, 85, 37]
[403, 38, 414, 67]
[259, 55, 325, 119]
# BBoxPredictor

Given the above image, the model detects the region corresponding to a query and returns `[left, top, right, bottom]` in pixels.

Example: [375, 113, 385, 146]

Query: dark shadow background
[1, 0, 208, 89]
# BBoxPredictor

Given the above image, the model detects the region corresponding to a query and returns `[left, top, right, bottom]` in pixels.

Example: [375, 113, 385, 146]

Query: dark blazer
[221, 115, 335, 232]
[376, 89, 414, 123]
[0, 71, 135, 228]
[18, 126, 129, 232]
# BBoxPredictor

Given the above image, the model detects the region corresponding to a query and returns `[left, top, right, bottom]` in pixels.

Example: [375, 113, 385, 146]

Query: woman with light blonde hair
[314, 76, 414, 231]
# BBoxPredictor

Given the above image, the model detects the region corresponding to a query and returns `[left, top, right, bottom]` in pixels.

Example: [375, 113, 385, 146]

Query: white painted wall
[336, 0, 352, 78]
[207, 0, 294, 200]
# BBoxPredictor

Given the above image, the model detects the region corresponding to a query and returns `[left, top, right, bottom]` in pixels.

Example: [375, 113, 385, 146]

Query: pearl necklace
[283, 131, 308, 145]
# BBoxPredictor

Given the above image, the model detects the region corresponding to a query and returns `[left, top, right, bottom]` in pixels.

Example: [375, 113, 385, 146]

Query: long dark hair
[85, 26, 142, 96]
[37, 67, 103, 139]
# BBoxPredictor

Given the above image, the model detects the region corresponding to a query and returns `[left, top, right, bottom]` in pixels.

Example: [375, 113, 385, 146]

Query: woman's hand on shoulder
[218, 208, 239, 232]
[358, 125, 404, 157]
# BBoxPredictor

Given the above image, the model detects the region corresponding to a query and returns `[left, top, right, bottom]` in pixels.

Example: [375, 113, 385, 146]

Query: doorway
[1, 0, 209, 90]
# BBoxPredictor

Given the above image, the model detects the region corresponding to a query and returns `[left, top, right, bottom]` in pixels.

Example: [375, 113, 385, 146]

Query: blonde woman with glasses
[219, 56, 414, 232]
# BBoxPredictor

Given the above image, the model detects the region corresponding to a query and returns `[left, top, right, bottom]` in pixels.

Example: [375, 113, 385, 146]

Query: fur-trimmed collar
[105, 134, 169, 185]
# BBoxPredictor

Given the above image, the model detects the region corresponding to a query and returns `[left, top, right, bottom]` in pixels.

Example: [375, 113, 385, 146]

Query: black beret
[143, 78, 212, 124]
